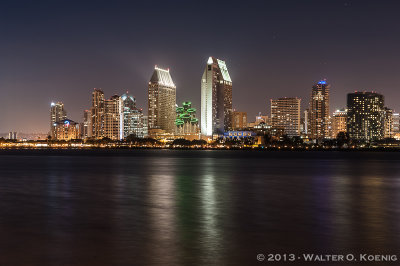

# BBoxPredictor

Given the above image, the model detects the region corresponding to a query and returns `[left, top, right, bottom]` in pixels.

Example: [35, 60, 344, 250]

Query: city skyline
[2, 1, 400, 133]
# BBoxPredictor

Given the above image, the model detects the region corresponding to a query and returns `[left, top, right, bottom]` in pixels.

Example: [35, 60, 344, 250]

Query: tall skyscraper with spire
[201, 56, 232, 136]
[309, 80, 330, 140]
[148, 66, 176, 134]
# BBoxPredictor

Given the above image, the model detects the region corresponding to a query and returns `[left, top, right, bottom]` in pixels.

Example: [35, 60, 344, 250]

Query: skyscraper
[121, 92, 145, 138]
[331, 109, 347, 138]
[393, 113, 400, 137]
[82, 109, 91, 139]
[50, 102, 67, 139]
[347, 92, 385, 141]
[384, 107, 393, 138]
[148, 66, 176, 134]
[91, 88, 105, 139]
[270, 97, 301, 137]
[104, 95, 123, 140]
[309, 80, 330, 140]
[303, 109, 309, 135]
[201, 56, 233, 136]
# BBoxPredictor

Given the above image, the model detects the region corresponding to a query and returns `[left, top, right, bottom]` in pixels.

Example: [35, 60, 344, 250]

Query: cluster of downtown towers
[49, 56, 396, 142]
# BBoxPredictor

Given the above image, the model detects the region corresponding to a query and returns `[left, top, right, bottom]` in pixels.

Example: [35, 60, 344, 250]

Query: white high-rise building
[201, 57, 232, 136]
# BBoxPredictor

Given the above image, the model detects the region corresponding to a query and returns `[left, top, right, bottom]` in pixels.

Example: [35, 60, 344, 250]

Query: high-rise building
[90, 89, 124, 140]
[7, 132, 17, 140]
[303, 109, 309, 135]
[175, 101, 200, 137]
[91, 88, 105, 139]
[232, 111, 247, 130]
[309, 80, 330, 140]
[104, 95, 123, 140]
[270, 97, 301, 137]
[201, 56, 233, 136]
[121, 92, 145, 138]
[148, 66, 176, 134]
[384, 107, 393, 138]
[82, 110, 91, 139]
[393, 113, 400, 134]
[50, 102, 67, 139]
[347, 92, 385, 141]
[331, 109, 347, 138]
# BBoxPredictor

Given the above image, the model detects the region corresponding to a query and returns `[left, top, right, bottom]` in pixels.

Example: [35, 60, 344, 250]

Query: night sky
[1, 0, 400, 133]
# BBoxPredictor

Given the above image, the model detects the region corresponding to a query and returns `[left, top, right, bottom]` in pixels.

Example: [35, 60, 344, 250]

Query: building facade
[148, 66, 176, 134]
[347, 92, 385, 141]
[309, 80, 330, 140]
[232, 111, 247, 130]
[201, 56, 233, 136]
[7, 132, 17, 140]
[104, 95, 123, 140]
[82, 110, 91, 139]
[91, 88, 105, 139]
[54, 119, 80, 141]
[121, 92, 145, 138]
[384, 107, 393, 138]
[270, 97, 301, 137]
[393, 113, 400, 139]
[50, 102, 67, 139]
[331, 109, 347, 138]
[90, 89, 124, 140]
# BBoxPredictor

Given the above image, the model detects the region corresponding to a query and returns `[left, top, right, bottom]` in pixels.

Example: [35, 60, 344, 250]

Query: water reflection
[199, 158, 221, 265]
[147, 156, 178, 265]
[0, 150, 400, 265]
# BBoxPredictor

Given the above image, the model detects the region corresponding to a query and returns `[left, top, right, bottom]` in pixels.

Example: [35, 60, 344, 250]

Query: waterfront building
[175, 101, 200, 139]
[90, 89, 124, 140]
[331, 109, 347, 138]
[91, 88, 105, 139]
[232, 111, 247, 130]
[50, 102, 67, 139]
[303, 109, 309, 135]
[393, 113, 400, 139]
[54, 119, 80, 140]
[104, 95, 123, 140]
[82, 110, 91, 139]
[309, 80, 330, 140]
[121, 92, 145, 138]
[384, 107, 393, 138]
[224, 131, 256, 140]
[270, 97, 301, 137]
[142, 116, 148, 138]
[148, 66, 176, 134]
[201, 56, 233, 136]
[347, 92, 385, 141]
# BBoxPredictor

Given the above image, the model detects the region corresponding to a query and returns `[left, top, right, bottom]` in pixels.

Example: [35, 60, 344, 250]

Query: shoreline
[0, 147, 400, 152]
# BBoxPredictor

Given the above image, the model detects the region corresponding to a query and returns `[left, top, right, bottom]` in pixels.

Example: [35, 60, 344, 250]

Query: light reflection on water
[0, 150, 400, 265]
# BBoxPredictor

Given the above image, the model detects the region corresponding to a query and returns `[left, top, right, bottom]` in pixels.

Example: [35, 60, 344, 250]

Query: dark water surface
[0, 150, 400, 265]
